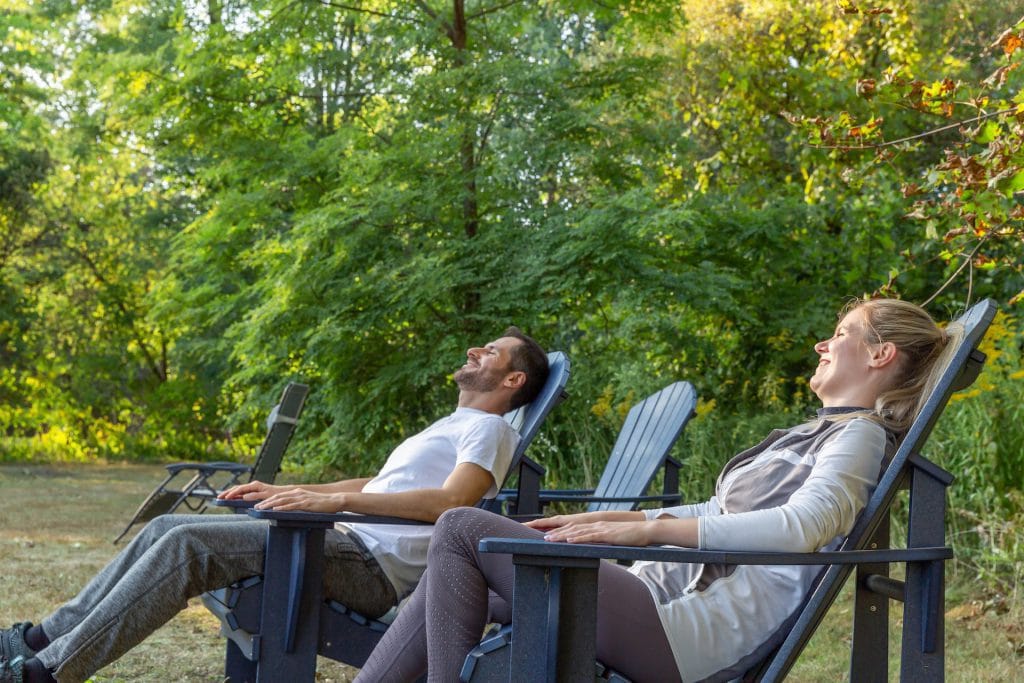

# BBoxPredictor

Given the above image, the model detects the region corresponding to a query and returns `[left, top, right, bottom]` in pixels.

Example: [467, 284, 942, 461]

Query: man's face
[453, 336, 523, 393]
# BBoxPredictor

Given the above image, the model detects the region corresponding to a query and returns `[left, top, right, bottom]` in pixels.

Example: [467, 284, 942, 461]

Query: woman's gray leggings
[356, 507, 680, 682]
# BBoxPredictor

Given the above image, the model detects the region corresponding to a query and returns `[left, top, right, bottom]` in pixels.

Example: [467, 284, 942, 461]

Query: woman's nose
[814, 339, 829, 353]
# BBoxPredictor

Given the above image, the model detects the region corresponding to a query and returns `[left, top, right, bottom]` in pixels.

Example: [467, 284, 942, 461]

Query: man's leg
[321, 529, 397, 619]
[35, 515, 269, 682]
[35, 515, 397, 683]
[40, 514, 252, 643]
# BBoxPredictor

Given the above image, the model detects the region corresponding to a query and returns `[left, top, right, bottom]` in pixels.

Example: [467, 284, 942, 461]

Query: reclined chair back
[113, 381, 309, 543]
[752, 297, 996, 681]
[201, 352, 570, 681]
[467, 299, 996, 683]
[494, 380, 697, 517]
[250, 387, 310, 483]
[589, 381, 697, 512]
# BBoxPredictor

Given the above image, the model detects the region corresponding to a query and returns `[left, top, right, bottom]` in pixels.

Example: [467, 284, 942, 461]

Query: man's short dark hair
[502, 326, 549, 411]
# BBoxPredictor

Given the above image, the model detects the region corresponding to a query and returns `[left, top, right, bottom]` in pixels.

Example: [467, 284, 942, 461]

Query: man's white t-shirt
[342, 407, 519, 598]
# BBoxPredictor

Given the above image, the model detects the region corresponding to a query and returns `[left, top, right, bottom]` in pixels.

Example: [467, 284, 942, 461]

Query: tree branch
[411, 0, 439, 19]
[921, 235, 990, 307]
[66, 234, 167, 382]
[475, 89, 503, 165]
[466, 0, 524, 20]
[813, 107, 1018, 151]
[314, 0, 427, 24]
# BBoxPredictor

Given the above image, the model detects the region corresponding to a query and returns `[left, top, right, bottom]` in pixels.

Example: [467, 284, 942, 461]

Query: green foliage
[0, 0, 1021, 586]
[785, 2, 1024, 306]
[928, 310, 1024, 585]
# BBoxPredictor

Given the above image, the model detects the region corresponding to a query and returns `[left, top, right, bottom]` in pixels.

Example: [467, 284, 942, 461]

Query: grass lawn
[1, 462, 1021, 681]
[0, 463, 359, 682]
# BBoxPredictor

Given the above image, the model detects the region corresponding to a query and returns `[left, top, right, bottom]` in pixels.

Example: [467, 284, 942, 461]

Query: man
[0, 328, 549, 683]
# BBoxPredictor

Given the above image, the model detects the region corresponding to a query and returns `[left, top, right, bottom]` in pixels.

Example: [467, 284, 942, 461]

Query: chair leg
[254, 522, 328, 682]
[851, 515, 890, 681]
[900, 462, 949, 681]
[225, 638, 257, 683]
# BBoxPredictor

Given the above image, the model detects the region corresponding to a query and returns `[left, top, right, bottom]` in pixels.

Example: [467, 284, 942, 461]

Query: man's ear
[868, 341, 899, 368]
[503, 370, 527, 389]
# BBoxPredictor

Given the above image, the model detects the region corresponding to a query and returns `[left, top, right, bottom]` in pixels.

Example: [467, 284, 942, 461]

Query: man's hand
[254, 489, 345, 513]
[218, 481, 289, 501]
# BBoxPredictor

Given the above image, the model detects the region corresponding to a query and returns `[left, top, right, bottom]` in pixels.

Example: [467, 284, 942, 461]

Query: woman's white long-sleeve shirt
[630, 416, 892, 682]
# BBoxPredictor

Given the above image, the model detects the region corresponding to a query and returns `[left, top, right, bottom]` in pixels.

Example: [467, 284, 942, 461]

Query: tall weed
[931, 310, 1024, 589]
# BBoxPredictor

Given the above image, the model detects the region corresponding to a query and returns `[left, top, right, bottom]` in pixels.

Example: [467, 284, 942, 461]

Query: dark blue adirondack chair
[494, 381, 697, 516]
[470, 299, 995, 683]
[201, 352, 571, 683]
[113, 382, 310, 543]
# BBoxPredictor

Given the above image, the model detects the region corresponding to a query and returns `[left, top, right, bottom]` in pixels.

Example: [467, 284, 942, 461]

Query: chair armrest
[213, 499, 438, 525]
[533, 492, 682, 506]
[536, 488, 597, 497]
[498, 487, 598, 499]
[247, 508, 431, 526]
[211, 498, 257, 509]
[477, 538, 952, 565]
[165, 461, 252, 475]
[479, 539, 952, 680]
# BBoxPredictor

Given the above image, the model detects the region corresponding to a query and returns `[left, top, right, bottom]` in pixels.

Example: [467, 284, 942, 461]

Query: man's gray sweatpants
[36, 513, 397, 682]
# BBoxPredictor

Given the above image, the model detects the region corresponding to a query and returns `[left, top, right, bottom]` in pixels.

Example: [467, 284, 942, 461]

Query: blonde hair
[841, 298, 965, 434]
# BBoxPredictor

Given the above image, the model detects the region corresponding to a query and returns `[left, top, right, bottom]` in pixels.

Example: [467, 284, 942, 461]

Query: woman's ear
[868, 341, 899, 368]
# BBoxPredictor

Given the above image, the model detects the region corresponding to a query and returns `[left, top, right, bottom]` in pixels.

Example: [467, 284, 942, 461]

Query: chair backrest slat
[590, 381, 697, 512]
[250, 382, 310, 483]
[500, 351, 570, 488]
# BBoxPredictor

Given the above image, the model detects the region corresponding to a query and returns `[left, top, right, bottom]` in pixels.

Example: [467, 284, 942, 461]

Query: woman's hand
[218, 481, 288, 501]
[540, 520, 652, 547]
[526, 512, 601, 531]
[254, 489, 346, 513]
[525, 509, 644, 531]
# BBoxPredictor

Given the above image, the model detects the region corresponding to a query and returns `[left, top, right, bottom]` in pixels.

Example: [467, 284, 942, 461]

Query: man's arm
[219, 477, 374, 501]
[251, 462, 494, 522]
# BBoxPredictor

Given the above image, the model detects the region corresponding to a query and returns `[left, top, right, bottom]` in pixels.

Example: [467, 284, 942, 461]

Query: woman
[356, 298, 961, 683]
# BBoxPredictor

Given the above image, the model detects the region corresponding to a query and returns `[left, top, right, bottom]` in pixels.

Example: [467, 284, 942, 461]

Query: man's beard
[454, 365, 505, 392]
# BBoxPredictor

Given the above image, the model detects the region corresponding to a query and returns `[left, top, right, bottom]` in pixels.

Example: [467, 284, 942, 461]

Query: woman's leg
[592, 560, 681, 683]
[355, 508, 541, 683]
[353, 570, 429, 682]
[357, 507, 679, 683]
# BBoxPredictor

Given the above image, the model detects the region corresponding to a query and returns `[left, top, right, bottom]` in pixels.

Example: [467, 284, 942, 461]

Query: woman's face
[809, 307, 880, 406]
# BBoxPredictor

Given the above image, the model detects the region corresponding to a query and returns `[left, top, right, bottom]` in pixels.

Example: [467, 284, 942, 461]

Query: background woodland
[2, 0, 1022, 586]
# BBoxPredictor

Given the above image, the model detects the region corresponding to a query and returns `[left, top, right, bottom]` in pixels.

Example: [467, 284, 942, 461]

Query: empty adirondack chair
[469, 299, 995, 683]
[113, 382, 309, 543]
[200, 352, 571, 683]
[495, 381, 697, 516]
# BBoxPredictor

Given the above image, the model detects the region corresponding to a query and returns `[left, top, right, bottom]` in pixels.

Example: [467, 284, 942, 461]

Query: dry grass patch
[0, 463, 358, 682]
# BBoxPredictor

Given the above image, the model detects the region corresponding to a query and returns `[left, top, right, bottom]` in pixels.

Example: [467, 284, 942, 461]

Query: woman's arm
[699, 419, 887, 553]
